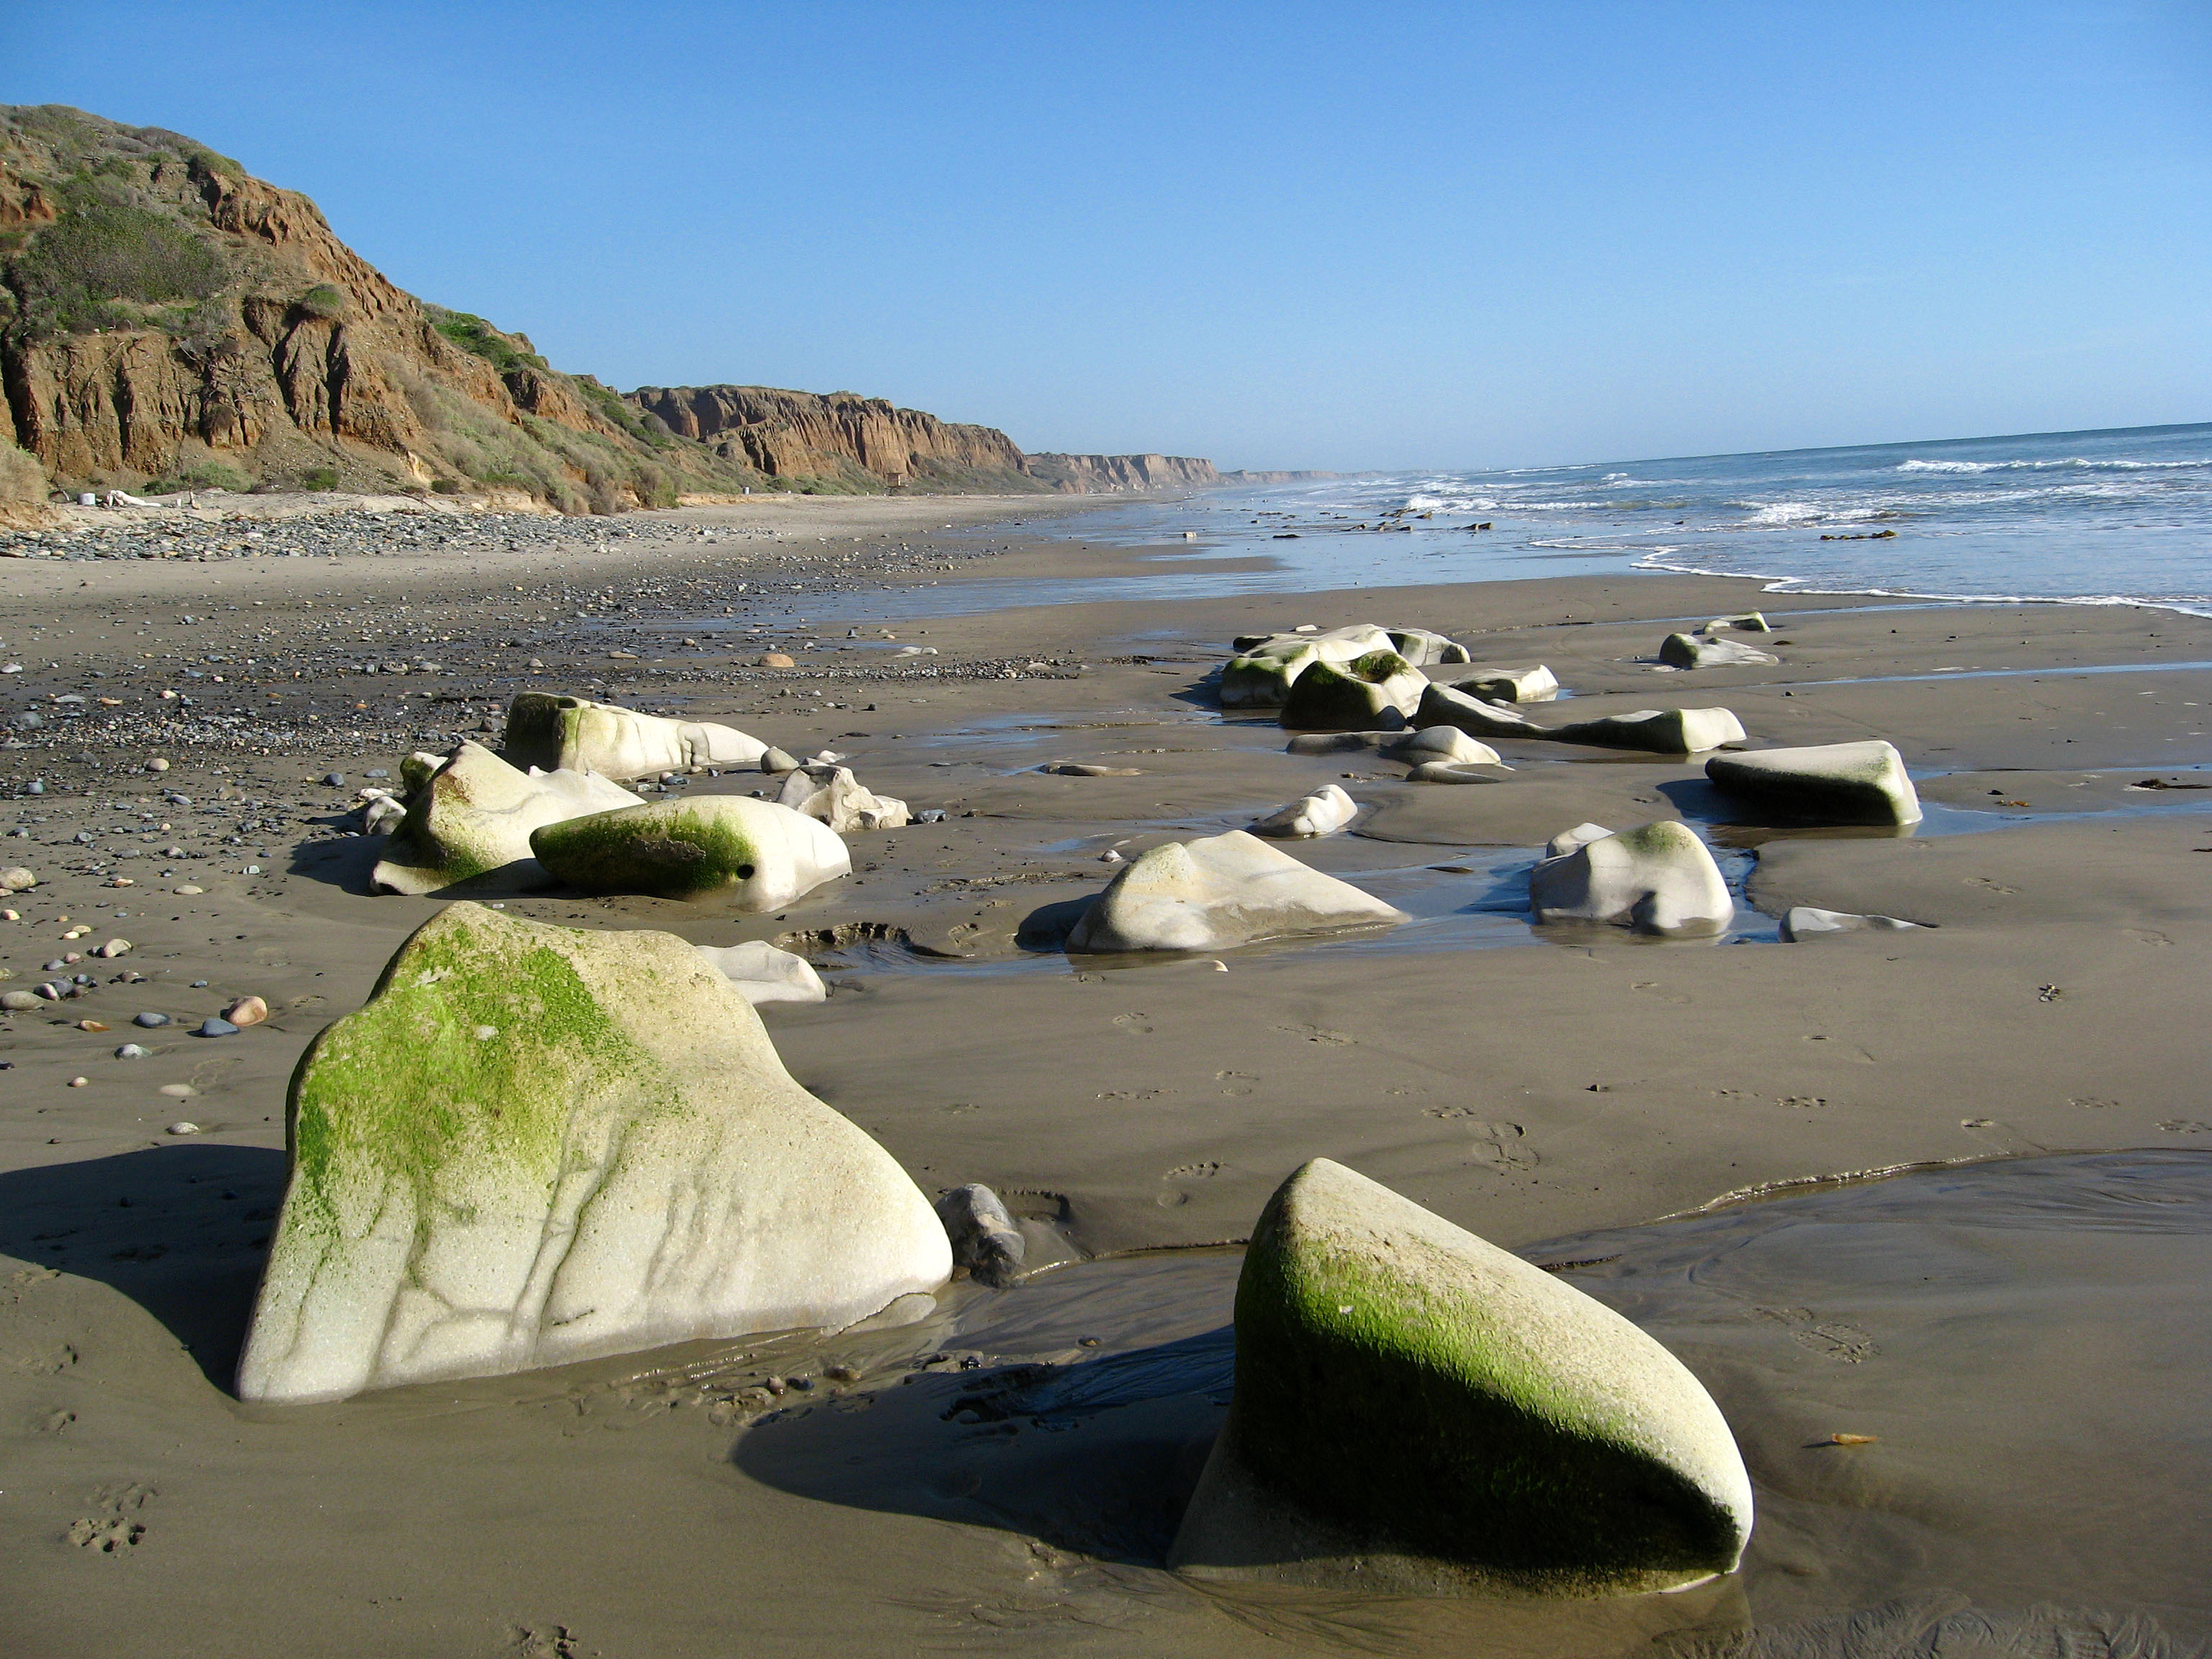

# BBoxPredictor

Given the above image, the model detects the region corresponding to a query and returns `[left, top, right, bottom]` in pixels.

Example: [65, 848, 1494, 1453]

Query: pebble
[0, 867, 37, 893]
[757, 652, 796, 668]
[166, 1121, 201, 1136]
[67, 1076, 87, 1087]
[158, 1083, 195, 1098]
[1, 990, 38, 1011]
[146, 757, 170, 772]
[323, 772, 346, 786]
[133, 1012, 171, 1028]
[76, 1019, 109, 1033]
[174, 885, 203, 895]
[92, 938, 132, 958]
[194, 1017, 240, 1038]
[222, 994, 269, 1028]
[114, 1043, 150, 1058]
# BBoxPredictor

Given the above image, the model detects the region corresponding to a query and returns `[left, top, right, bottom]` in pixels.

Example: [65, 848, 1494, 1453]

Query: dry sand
[2, 496, 2208, 1656]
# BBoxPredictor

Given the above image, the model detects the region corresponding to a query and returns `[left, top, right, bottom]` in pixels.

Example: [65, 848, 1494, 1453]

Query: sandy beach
[2, 494, 2208, 1657]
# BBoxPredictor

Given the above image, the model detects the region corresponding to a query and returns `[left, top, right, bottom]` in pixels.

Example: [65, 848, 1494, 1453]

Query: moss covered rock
[1705, 739, 1922, 826]
[370, 741, 644, 896]
[235, 903, 948, 1403]
[1222, 625, 1397, 709]
[1277, 651, 1426, 731]
[1170, 1159, 1753, 1595]
[1529, 820, 1732, 936]
[504, 693, 767, 780]
[530, 795, 848, 907]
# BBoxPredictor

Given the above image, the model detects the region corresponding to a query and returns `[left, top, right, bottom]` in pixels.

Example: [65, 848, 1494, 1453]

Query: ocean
[1024, 421, 2212, 618]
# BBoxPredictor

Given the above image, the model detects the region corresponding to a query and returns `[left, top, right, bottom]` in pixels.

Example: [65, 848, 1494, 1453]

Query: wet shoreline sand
[1, 496, 2208, 1655]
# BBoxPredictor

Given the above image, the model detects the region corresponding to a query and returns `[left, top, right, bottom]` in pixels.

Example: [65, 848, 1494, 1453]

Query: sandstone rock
[0, 990, 37, 1012]
[759, 747, 801, 774]
[530, 796, 849, 908]
[757, 652, 796, 669]
[1546, 822, 1617, 859]
[1408, 762, 1509, 784]
[1169, 1159, 1753, 1595]
[92, 938, 132, 958]
[1384, 627, 1472, 666]
[1558, 707, 1747, 755]
[361, 794, 407, 836]
[1042, 763, 1145, 777]
[371, 742, 644, 896]
[693, 940, 827, 1004]
[1705, 741, 1923, 826]
[1780, 907, 1928, 941]
[223, 995, 269, 1028]
[1221, 626, 1396, 709]
[1066, 831, 1404, 953]
[503, 693, 766, 780]
[1278, 652, 1426, 731]
[1703, 612, 1771, 633]
[1416, 682, 1545, 741]
[1250, 784, 1359, 839]
[935, 1184, 1025, 1287]
[0, 867, 36, 892]
[1659, 633, 1779, 669]
[1452, 664, 1560, 703]
[1380, 726, 1503, 766]
[1284, 731, 1392, 756]
[235, 904, 949, 1403]
[1529, 821, 1732, 935]
[775, 765, 912, 833]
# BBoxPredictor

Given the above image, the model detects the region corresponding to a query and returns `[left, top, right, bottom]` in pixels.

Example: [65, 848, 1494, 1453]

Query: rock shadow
[732, 1326, 1233, 1567]
[0, 1143, 285, 1393]
[1016, 895, 1096, 950]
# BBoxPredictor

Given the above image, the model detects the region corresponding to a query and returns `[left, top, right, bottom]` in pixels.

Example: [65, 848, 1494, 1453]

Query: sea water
[1010, 420, 2212, 617]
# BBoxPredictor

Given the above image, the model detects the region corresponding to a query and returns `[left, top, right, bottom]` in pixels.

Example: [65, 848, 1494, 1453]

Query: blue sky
[6, 2, 2208, 469]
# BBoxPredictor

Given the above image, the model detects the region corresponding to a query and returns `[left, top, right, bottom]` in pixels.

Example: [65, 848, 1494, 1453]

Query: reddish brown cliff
[630, 385, 1038, 492]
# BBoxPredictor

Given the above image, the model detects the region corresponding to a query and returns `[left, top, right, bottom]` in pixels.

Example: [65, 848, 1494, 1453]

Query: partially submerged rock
[1452, 664, 1559, 703]
[1278, 652, 1426, 731]
[1529, 821, 1732, 935]
[1705, 740, 1923, 826]
[1417, 685, 1745, 755]
[1222, 626, 1397, 709]
[1703, 612, 1770, 633]
[235, 904, 948, 1404]
[1169, 1159, 1753, 1596]
[1381, 726, 1503, 766]
[1408, 761, 1509, 784]
[775, 764, 912, 832]
[371, 742, 644, 896]
[1066, 830, 1404, 953]
[503, 693, 767, 779]
[1385, 626, 1472, 666]
[531, 796, 850, 908]
[935, 1184, 1025, 1287]
[693, 940, 828, 1004]
[1251, 783, 1359, 839]
[1659, 633, 1779, 669]
[1780, 907, 1928, 941]
[1416, 683, 1545, 741]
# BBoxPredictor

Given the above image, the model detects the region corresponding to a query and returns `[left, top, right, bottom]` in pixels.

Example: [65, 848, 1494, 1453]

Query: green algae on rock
[370, 740, 644, 896]
[1705, 739, 1923, 826]
[1278, 651, 1426, 731]
[1170, 1159, 1753, 1596]
[503, 693, 768, 781]
[530, 794, 849, 907]
[236, 903, 948, 1404]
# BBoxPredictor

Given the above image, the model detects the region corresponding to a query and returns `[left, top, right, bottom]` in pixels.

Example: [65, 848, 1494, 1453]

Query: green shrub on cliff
[428, 306, 547, 373]
[4, 191, 231, 339]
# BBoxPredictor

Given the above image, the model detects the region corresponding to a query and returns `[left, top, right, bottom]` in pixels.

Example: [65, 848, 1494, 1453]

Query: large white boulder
[235, 904, 948, 1404]
[1705, 740, 1923, 826]
[503, 693, 768, 779]
[1222, 626, 1397, 709]
[775, 764, 912, 832]
[370, 741, 644, 896]
[1416, 682, 1547, 740]
[1781, 907, 1927, 941]
[1279, 651, 1426, 730]
[1529, 820, 1732, 935]
[1067, 830, 1405, 953]
[1659, 633, 1779, 669]
[1170, 1159, 1753, 1595]
[1381, 726, 1503, 766]
[694, 940, 828, 1004]
[1251, 783, 1359, 839]
[1452, 664, 1560, 703]
[1384, 626, 1473, 666]
[1559, 706, 1747, 755]
[530, 795, 850, 908]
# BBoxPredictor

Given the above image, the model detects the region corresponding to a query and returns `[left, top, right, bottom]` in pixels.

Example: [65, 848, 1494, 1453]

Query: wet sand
[2, 498, 2208, 1656]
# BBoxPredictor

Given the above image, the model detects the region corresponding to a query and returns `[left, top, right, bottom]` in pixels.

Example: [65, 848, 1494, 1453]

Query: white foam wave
[1897, 456, 2212, 474]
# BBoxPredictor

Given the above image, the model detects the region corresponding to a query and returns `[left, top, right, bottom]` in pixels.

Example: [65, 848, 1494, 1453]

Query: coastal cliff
[628, 385, 1040, 493]
[1021, 452, 1220, 493]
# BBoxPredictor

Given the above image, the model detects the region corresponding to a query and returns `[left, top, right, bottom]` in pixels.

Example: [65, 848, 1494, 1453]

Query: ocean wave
[1897, 456, 2212, 474]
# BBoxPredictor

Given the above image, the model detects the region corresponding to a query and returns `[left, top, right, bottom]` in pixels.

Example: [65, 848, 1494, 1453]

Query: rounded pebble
[146, 757, 170, 773]
[67, 1076, 87, 1088]
[133, 1012, 171, 1028]
[194, 1017, 240, 1038]
[166, 1121, 201, 1136]
[174, 885, 204, 896]
[158, 1083, 196, 1098]
[222, 995, 269, 1028]
[1, 990, 39, 1011]
[115, 1043, 150, 1058]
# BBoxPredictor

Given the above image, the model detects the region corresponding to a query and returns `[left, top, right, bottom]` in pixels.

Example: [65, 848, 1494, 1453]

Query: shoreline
[1, 495, 2208, 1654]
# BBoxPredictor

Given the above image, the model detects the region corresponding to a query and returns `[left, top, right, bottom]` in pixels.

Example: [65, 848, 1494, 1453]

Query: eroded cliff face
[0, 104, 755, 511]
[1021, 452, 1221, 493]
[629, 385, 1040, 492]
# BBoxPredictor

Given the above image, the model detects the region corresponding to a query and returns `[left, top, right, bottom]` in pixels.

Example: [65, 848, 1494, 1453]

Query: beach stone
[194, 1017, 240, 1038]
[757, 652, 796, 669]
[1416, 682, 1545, 740]
[223, 995, 269, 1028]
[1558, 707, 1747, 755]
[1705, 740, 1923, 826]
[693, 940, 827, 1005]
[1067, 830, 1405, 953]
[1703, 612, 1771, 633]
[759, 747, 801, 774]
[1384, 626, 1472, 666]
[1530, 821, 1732, 935]
[1659, 633, 1779, 669]
[1284, 731, 1392, 756]
[114, 1043, 150, 1058]
[92, 938, 131, 958]
[1222, 625, 1397, 709]
[1408, 762, 1509, 785]
[1452, 664, 1560, 703]
[1781, 907, 1927, 941]
[361, 794, 407, 836]
[1, 990, 37, 1012]
[775, 765, 911, 833]
[166, 1121, 199, 1135]
[1278, 652, 1426, 731]
[1381, 726, 1503, 765]
[133, 1012, 170, 1028]
[1169, 1158, 1753, 1595]
[0, 867, 36, 892]
[371, 741, 645, 896]
[503, 693, 768, 779]
[1251, 783, 1359, 839]
[234, 903, 949, 1405]
[935, 1183, 1025, 1287]
[531, 795, 850, 909]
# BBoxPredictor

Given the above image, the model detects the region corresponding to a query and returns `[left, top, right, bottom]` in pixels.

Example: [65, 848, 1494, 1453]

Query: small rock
[935, 1184, 1026, 1287]
[174, 885, 203, 896]
[133, 1012, 171, 1028]
[194, 1017, 240, 1038]
[758, 652, 796, 669]
[0, 990, 39, 1012]
[759, 747, 801, 774]
[67, 1076, 87, 1088]
[0, 867, 37, 893]
[222, 995, 269, 1028]
[115, 1043, 150, 1058]
[166, 1121, 201, 1136]
[92, 938, 132, 958]
[146, 757, 171, 773]
[75, 1019, 109, 1033]
[914, 809, 947, 824]
[323, 772, 346, 787]
[364, 768, 390, 780]
[158, 1083, 195, 1098]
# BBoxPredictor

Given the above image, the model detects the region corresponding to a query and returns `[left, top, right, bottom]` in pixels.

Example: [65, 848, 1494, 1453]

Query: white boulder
[775, 764, 912, 832]
[1452, 664, 1560, 702]
[235, 904, 949, 1404]
[531, 795, 850, 909]
[1705, 740, 1923, 826]
[1278, 651, 1426, 730]
[1251, 783, 1359, 839]
[1382, 726, 1503, 766]
[370, 741, 644, 896]
[1659, 633, 1779, 669]
[1222, 626, 1397, 709]
[503, 693, 767, 779]
[694, 940, 829, 1003]
[1559, 706, 1747, 754]
[1703, 611, 1771, 633]
[1384, 626, 1473, 666]
[1780, 907, 1928, 941]
[1529, 821, 1732, 936]
[1067, 830, 1405, 953]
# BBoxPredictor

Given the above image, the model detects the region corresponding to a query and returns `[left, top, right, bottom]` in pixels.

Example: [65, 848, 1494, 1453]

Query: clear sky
[6, 2, 2208, 470]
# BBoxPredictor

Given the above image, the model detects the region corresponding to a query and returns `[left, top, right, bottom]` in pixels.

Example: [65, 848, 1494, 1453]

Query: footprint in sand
[1274, 1024, 1355, 1046]
[1467, 1123, 1536, 1172]
[1165, 1161, 1221, 1180]
[508, 1626, 585, 1659]
[66, 1481, 153, 1552]
[1961, 1117, 2046, 1154]
[1751, 1305, 1879, 1363]
[1112, 1012, 1153, 1035]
